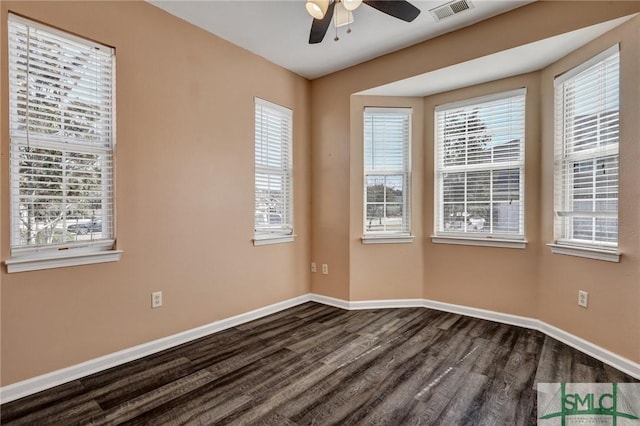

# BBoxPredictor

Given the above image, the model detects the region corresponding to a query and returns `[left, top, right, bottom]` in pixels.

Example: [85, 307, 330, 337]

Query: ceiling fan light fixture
[342, 0, 362, 11]
[306, 0, 329, 19]
[334, 2, 354, 28]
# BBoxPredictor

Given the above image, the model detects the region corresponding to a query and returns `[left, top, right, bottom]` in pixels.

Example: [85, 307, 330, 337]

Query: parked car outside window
[67, 219, 102, 235]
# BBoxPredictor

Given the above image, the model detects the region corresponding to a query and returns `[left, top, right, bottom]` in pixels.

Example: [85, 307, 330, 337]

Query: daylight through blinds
[435, 89, 526, 238]
[554, 45, 619, 248]
[254, 98, 293, 236]
[8, 14, 115, 251]
[364, 107, 411, 235]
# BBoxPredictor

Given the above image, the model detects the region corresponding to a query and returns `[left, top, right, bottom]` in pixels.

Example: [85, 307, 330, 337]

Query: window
[552, 45, 619, 258]
[363, 108, 412, 242]
[254, 98, 293, 245]
[434, 89, 526, 247]
[6, 14, 119, 272]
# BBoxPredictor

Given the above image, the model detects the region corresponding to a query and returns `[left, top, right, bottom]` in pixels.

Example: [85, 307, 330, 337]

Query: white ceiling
[358, 15, 636, 97]
[148, 0, 534, 79]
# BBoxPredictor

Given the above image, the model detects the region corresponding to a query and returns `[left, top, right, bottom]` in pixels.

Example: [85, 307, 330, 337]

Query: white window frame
[5, 14, 121, 273]
[253, 98, 294, 246]
[549, 45, 620, 262]
[433, 88, 527, 249]
[362, 107, 413, 244]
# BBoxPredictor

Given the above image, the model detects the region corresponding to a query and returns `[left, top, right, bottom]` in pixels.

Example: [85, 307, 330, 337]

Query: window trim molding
[431, 235, 527, 249]
[361, 234, 414, 244]
[7, 13, 118, 270]
[253, 234, 296, 246]
[553, 44, 620, 250]
[253, 97, 294, 239]
[434, 88, 527, 113]
[554, 44, 620, 86]
[5, 248, 122, 273]
[363, 107, 412, 237]
[434, 88, 527, 240]
[547, 243, 620, 263]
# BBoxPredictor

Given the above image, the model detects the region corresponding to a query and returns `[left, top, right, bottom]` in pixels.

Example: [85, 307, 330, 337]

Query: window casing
[254, 98, 293, 243]
[363, 107, 412, 237]
[7, 14, 118, 271]
[434, 89, 526, 242]
[553, 45, 619, 251]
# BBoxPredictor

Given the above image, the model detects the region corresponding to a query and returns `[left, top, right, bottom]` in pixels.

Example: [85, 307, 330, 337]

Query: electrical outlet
[311, 262, 317, 273]
[322, 264, 328, 275]
[152, 291, 163, 308]
[578, 290, 588, 308]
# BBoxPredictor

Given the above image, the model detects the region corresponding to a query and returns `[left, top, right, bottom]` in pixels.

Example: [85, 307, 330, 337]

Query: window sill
[431, 235, 527, 249]
[5, 249, 123, 273]
[253, 234, 295, 246]
[361, 235, 414, 244]
[547, 243, 620, 263]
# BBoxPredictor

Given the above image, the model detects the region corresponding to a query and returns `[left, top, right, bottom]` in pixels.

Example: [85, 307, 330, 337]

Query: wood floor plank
[2, 302, 638, 426]
[2, 399, 103, 426]
[216, 363, 338, 425]
[319, 333, 380, 366]
[286, 325, 351, 354]
[429, 311, 463, 330]
[430, 372, 489, 426]
[340, 354, 442, 425]
[0, 380, 86, 422]
[475, 346, 538, 424]
[120, 349, 297, 425]
[86, 369, 215, 425]
[125, 390, 253, 426]
[406, 365, 479, 423]
[325, 311, 380, 334]
[94, 357, 195, 409]
[289, 326, 444, 425]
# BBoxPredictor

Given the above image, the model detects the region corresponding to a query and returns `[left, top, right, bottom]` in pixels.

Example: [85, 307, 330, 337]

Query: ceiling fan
[306, 0, 421, 44]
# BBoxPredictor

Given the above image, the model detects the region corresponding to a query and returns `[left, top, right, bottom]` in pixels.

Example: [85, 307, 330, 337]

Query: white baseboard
[308, 294, 424, 310]
[350, 298, 425, 310]
[2, 292, 638, 403]
[422, 299, 540, 330]
[538, 321, 640, 380]
[309, 293, 351, 309]
[0, 294, 312, 404]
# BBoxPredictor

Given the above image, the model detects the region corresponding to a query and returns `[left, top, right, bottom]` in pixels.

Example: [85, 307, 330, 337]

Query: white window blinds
[8, 14, 115, 253]
[254, 98, 293, 237]
[364, 107, 411, 235]
[553, 45, 619, 249]
[435, 89, 526, 239]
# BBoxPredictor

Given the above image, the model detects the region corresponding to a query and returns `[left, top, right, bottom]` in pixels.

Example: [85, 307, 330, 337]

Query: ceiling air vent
[429, 0, 474, 21]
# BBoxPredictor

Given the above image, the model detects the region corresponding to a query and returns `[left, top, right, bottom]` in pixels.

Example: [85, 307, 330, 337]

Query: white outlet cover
[152, 291, 163, 308]
[578, 290, 588, 308]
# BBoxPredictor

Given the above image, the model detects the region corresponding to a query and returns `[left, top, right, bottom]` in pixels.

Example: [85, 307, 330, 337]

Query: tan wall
[423, 74, 540, 318]
[0, 1, 311, 385]
[349, 96, 424, 301]
[539, 18, 640, 362]
[309, 78, 351, 299]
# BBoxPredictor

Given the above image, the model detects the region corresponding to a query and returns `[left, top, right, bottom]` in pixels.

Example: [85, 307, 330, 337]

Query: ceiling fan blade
[363, 0, 421, 22]
[309, 1, 336, 44]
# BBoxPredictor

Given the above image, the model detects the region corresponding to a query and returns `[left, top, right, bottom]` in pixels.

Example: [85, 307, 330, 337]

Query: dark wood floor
[1, 302, 637, 425]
